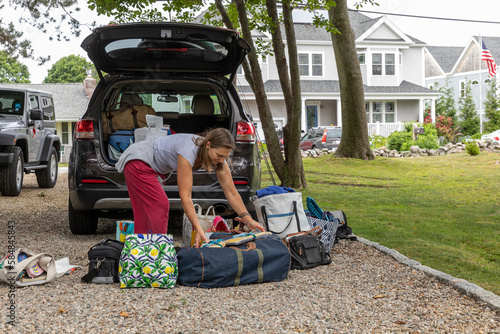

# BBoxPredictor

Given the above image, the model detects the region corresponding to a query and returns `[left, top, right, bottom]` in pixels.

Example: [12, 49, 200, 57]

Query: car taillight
[236, 121, 256, 142]
[75, 120, 95, 139]
[321, 130, 327, 143]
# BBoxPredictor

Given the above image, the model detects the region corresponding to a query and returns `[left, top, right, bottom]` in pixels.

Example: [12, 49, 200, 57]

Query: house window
[385, 102, 395, 123]
[471, 80, 479, 85]
[459, 81, 466, 98]
[372, 54, 382, 75]
[358, 53, 365, 64]
[299, 54, 309, 76]
[385, 54, 395, 75]
[372, 53, 395, 75]
[312, 54, 323, 76]
[298, 53, 323, 77]
[62, 122, 69, 144]
[261, 55, 267, 64]
[372, 102, 382, 122]
[484, 78, 491, 84]
[366, 101, 396, 123]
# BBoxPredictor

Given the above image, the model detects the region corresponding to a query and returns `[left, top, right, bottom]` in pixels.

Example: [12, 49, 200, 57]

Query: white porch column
[336, 99, 342, 127]
[301, 98, 307, 131]
[431, 98, 436, 123]
[418, 98, 424, 123]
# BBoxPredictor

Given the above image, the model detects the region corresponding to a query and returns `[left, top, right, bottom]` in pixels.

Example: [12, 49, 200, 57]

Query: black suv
[68, 22, 261, 234]
[0, 88, 60, 196]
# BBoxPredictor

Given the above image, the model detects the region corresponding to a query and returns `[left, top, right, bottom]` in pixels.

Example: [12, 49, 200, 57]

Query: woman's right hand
[194, 226, 209, 248]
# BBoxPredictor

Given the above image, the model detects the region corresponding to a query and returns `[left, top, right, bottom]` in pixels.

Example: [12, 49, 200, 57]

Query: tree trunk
[265, 0, 307, 188]
[234, 0, 286, 179]
[328, 0, 374, 160]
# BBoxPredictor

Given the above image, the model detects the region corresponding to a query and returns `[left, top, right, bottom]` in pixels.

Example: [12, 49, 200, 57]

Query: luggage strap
[233, 244, 264, 286]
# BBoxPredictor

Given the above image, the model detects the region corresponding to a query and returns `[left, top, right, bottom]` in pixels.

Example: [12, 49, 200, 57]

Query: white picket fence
[367, 122, 406, 137]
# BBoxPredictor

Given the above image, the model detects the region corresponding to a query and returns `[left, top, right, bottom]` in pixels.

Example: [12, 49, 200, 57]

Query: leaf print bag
[118, 234, 178, 288]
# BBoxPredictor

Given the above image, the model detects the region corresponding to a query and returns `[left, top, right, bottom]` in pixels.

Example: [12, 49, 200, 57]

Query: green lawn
[261, 152, 500, 294]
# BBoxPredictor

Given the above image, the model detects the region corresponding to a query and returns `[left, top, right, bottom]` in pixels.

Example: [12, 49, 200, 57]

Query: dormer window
[372, 53, 395, 76]
[385, 54, 395, 75]
[373, 54, 382, 75]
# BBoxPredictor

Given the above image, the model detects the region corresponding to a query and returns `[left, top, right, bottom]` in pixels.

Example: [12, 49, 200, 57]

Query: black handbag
[81, 239, 124, 284]
[286, 227, 331, 270]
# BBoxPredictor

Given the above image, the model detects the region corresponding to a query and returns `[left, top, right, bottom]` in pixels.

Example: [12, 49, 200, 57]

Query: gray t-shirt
[116, 133, 200, 174]
[153, 134, 200, 174]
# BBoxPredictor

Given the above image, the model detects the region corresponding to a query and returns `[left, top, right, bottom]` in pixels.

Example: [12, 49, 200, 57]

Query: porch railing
[367, 122, 405, 137]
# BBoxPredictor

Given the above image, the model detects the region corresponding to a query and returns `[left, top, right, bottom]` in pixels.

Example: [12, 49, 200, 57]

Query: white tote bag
[253, 192, 310, 239]
[182, 204, 216, 247]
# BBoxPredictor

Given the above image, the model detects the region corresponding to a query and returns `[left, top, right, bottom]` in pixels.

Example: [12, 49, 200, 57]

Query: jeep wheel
[68, 197, 98, 234]
[36, 146, 58, 188]
[0, 146, 24, 196]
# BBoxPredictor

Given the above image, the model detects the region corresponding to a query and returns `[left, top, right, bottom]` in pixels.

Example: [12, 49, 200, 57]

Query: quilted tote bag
[118, 234, 178, 288]
[306, 216, 339, 254]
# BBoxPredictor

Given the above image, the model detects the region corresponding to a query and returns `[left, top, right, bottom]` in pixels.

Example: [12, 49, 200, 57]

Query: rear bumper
[69, 184, 255, 214]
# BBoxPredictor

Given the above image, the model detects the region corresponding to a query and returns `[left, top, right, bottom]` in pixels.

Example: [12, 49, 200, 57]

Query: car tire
[36, 146, 58, 188]
[68, 197, 98, 234]
[0, 146, 24, 196]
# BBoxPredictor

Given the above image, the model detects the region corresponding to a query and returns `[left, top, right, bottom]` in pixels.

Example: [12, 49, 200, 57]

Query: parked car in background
[299, 127, 325, 151]
[0, 88, 60, 196]
[481, 130, 500, 143]
[68, 22, 261, 234]
[320, 126, 342, 151]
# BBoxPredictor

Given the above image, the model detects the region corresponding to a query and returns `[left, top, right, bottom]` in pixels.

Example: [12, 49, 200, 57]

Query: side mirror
[30, 109, 43, 121]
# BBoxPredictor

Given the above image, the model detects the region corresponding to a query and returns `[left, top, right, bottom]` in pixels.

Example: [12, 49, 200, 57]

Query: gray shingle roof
[238, 80, 436, 95]
[425, 46, 464, 73]
[0, 83, 89, 121]
[278, 11, 426, 45]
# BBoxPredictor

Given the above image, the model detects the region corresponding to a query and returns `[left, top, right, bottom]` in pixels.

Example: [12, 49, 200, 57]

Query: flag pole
[479, 35, 483, 133]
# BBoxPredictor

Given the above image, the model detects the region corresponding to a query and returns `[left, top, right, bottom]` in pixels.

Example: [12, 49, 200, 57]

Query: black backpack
[286, 227, 332, 270]
[81, 239, 124, 284]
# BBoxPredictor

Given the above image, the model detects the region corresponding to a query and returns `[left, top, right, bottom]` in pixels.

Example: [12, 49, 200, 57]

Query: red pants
[123, 160, 169, 234]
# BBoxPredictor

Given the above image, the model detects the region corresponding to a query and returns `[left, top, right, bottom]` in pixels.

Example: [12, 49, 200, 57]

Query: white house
[236, 10, 440, 138]
[0, 75, 96, 162]
[425, 36, 500, 130]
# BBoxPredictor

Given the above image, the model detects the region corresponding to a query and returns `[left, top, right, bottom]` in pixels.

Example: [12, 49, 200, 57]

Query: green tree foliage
[43, 55, 94, 83]
[483, 78, 500, 133]
[434, 79, 457, 124]
[458, 80, 479, 136]
[0, 0, 81, 64]
[0, 51, 30, 83]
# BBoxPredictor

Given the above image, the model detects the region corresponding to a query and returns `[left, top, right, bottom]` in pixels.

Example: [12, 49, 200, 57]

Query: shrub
[404, 122, 415, 132]
[370, 135, 388, 149]
[435, 115, 462, 143]
[414, 134, 439, 150]
[387, 131, 412, 151]
[465, 141, 480, 155]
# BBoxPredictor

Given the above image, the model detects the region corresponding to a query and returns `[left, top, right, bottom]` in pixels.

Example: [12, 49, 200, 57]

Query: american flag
[482, 41, 497, 77]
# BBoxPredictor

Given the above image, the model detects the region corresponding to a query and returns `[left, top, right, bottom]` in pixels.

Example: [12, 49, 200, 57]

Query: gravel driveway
[0, 171, 498, 333]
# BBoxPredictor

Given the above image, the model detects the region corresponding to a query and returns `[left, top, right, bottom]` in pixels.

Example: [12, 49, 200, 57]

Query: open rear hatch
[81, 22, 250, 80]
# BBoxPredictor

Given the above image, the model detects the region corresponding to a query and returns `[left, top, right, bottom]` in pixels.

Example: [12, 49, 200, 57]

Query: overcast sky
[6, 0, 500, 84]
